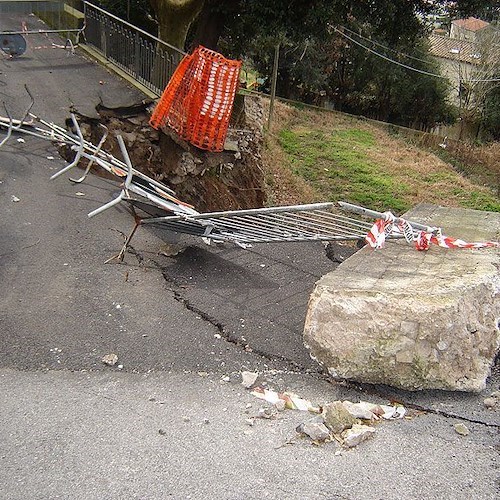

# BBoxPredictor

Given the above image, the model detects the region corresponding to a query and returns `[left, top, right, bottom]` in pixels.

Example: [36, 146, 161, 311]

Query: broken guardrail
[1, 91, 497, 260]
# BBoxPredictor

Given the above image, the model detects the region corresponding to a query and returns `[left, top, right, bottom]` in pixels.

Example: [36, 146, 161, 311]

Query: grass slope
[263, 102, 499, 213]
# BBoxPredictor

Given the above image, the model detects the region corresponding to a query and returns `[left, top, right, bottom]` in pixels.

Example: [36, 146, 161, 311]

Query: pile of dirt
[69, 95, 267, 213]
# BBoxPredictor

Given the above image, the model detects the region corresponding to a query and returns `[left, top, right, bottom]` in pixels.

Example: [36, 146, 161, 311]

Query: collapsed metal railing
[2, 92, 444, 260]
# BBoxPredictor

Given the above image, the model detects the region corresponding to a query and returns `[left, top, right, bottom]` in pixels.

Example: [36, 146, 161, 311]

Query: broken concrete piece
[342, 424, 376, 447]
[454, 423, 470, 436]
[304, 205, 500, 392]
[342, 401, 377, 420]
[241, 371, 259, 388]
[297, 416, 331, 442]
[101, 353, 118, 366]
[322, 401, 357, 433]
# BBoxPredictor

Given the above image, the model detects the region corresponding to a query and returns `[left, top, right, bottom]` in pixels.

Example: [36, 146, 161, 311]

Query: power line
[340, 25, 432, 65]
[333, 26, 500, 83]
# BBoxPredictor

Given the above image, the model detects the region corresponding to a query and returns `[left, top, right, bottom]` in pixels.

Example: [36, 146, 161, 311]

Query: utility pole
[267, 41, 280, 132]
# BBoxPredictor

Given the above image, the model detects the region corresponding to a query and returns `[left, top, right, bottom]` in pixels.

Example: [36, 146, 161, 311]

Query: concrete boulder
[303, 205, 500, 392]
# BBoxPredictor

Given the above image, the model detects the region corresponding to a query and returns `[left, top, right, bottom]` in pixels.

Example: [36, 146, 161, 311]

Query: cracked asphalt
[1, 15, 498, 500]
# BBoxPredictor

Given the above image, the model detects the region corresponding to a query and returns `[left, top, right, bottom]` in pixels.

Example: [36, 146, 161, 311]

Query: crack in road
[163, 271, 313, 373]
[127, 251, 499, 429]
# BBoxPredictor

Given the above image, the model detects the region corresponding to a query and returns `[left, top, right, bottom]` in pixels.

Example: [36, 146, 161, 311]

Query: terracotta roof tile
[451, 17, 489, 32]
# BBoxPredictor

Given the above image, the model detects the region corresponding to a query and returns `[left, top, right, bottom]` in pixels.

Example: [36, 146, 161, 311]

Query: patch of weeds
[278, 127, 409, 211]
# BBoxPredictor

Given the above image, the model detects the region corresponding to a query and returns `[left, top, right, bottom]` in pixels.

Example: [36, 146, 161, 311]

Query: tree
[149, 0, 205, 49]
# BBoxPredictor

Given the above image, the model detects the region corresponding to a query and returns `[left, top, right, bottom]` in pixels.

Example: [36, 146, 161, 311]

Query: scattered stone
[197, 371, 209, 377]
[158, 429, 166, 436]
[75, 192, 85, 197]
[11, 195, 20, 202]
[323, 401, 357, 434]
[182, 416, 191, 422]
[258, 407, 275, 419]
[275, 400, 286, 412]
[241, 371, 259, 388]
[342, 401, 377, 421]
[117, 364, 124, 370]
[17, 137, 25, 143]
[483, 397, 497, 409]
[454, 423, 470, 436]
[245, 418, 255, 426]
[101, 353, 118, 366]
[342, 424, 376, 448]
[297, 416, 331, 442]
[221, 375, 230, 382]
[203, 418, 210, 425]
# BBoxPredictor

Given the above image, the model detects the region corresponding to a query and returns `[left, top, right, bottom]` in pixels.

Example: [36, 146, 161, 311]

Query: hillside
[262, 101, 500, 214]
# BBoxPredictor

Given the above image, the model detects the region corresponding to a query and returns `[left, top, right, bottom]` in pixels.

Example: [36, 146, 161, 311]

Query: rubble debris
[249, 386, 410, 448]
[251, 387, 320, 413]
[380, 404, 406, 420]
[322, 402, 358, 434]
[342, 424, 376, 448]
[17, 137, 25, 143]
[454, 423, 470, 436]
[257, 407, 276, 420]
[483, 391, 499, 409]
[11, 195, 20, 202]
[101, 353, 118, 366]
[241, 371, 259, 389]
[342, 401, 380, 421]
[274, 400, 286, 412]
[297, 416, 331, 442]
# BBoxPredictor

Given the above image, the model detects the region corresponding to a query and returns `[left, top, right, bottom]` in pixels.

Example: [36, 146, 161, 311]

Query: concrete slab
[304, 204, 500, 391]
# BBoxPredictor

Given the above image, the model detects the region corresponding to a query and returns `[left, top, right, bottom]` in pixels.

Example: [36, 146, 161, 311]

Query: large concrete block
[304, 204, 500, 392]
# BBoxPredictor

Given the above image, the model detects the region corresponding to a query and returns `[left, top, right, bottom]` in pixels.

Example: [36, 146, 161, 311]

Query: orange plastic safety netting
[149, 46, 242, 152]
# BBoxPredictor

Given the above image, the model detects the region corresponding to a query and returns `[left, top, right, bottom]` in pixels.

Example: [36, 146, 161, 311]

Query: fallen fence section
[2, 106, 497, 255]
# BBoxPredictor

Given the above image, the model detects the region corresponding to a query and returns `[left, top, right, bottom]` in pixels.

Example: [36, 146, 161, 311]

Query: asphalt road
[0, 13, 498, 500]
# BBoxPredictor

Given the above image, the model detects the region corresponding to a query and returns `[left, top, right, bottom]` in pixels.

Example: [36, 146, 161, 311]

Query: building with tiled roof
[429, 34, 482, 65]
[450, 17, 491, 42]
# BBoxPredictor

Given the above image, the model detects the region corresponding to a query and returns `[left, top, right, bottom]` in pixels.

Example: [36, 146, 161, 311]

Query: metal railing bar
[84, 1, 185, 56]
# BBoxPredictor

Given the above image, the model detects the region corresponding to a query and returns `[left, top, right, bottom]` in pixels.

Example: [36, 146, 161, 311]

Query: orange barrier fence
[150, 46, 242, 152]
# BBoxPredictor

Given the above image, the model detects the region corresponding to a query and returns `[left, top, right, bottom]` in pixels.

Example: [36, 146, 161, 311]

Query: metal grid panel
[141, 204, 375, 244]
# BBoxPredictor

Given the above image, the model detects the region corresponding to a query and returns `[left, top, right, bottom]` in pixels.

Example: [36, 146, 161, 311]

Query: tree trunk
[189, 1, 224, 50]
[150, 0, 205, 50]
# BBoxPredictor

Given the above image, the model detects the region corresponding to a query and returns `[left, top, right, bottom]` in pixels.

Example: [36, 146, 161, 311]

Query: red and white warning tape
[365, 212, 499, 251]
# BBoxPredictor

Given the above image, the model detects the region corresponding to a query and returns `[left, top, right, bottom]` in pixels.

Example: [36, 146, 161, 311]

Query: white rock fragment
[454, 423, 470, 436]
[101, 353, 118, 366]
[483, 397, 497, 409]
[302, 421, 330, 442]
[11, 195, 20, 202]
[17, 138, 25, 143]
[274, 399, 286, 412]
[342, 424, 376, 448]
[380, 404, 406, 420]
[342, 401, 377, 420]
[241, 371, 259, 388]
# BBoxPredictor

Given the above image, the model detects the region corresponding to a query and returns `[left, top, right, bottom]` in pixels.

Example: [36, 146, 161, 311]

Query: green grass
[279, 127, 409, 212]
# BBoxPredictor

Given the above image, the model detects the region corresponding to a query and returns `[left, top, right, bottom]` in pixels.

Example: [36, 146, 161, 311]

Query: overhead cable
[333, 26, 500, 83]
